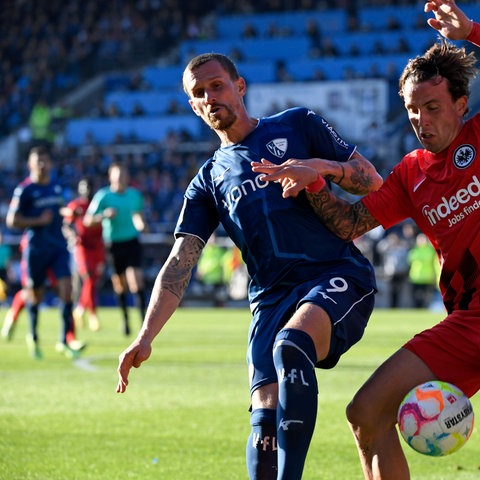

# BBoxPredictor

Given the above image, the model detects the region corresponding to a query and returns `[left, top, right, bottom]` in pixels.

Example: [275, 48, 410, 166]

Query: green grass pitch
[1, 307, 479, 479]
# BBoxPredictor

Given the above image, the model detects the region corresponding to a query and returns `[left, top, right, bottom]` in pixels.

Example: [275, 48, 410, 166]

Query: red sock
[10, 290, 26, 323]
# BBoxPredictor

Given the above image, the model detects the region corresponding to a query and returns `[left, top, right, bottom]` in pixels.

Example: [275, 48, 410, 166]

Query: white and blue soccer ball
[397, 380, 474, 456]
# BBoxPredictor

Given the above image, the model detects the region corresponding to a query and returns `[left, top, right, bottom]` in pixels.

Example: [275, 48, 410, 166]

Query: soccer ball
[397, 380, 474, 456]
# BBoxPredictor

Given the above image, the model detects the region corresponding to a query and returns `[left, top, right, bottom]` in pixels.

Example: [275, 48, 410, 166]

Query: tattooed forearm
[337, 158, 383, 195]
[306, 189, 380, 241]
[160, 235, 204, 299]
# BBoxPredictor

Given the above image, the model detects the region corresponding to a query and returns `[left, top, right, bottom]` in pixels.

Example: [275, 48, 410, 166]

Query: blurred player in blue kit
[116, 52, 383, 479]
[6, 145, 84, 359]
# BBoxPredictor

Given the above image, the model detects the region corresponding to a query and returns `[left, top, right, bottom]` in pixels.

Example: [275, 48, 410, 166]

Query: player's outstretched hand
[425, 0, 473, 40]
[252, 158, 319, 198]
[116, 338, 152, 393]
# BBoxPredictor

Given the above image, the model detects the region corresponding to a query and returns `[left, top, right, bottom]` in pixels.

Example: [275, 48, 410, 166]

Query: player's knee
[346, 388, 390, 435]
[273, 328, 317, 369]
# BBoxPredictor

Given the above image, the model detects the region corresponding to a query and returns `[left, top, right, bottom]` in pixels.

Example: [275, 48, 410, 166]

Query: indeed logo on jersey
[422, 175, 480, 228]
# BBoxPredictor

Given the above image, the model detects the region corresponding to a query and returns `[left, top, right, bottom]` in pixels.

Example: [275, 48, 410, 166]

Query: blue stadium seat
[65, 115, 202, 146]
[142, 65, 185, 90]
[358, 5, 426, 30]
[180, 36, 310, 63]
[235, 61, 277, 83]
[104, 91, 189, 116]
[215, 10, 347, 38]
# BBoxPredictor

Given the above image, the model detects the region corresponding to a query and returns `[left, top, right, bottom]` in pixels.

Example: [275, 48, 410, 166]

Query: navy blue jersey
[175, 107, 376, 305]
[9, 178, 67, 250]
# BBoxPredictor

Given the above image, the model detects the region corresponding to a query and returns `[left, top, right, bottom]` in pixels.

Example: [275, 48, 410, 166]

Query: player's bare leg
[346, 348, 435, 480]
[1, 289, 26, 340]
[73, 305, 85, 329]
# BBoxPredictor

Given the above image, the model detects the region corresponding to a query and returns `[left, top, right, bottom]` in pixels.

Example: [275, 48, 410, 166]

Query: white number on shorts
[326, 277, 348, 292]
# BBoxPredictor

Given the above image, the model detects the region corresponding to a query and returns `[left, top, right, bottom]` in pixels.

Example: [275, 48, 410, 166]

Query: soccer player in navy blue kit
[117, 53, 383, 479]
[6, 145, 83, 359]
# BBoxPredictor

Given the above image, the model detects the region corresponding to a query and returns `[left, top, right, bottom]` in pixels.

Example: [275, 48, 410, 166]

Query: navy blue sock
[246, 408, 278, 480]
[273, 328, 318, 480]
[27, 303, 39, 341]
[60, 301, 73, 343]
[118, 292, 129, 322]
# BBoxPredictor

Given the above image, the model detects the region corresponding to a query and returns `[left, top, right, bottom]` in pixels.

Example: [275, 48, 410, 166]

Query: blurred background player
[1, 235, 60, 340]
[6, 145, 85, 359]
[84, 162, 146, 336]
[62, 177, 105, 331]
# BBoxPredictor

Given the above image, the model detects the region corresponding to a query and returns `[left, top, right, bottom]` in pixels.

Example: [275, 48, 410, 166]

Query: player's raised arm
[252, 160, 380, 241]
[425, 0, 473, 40]
[116, 234, 204, 393]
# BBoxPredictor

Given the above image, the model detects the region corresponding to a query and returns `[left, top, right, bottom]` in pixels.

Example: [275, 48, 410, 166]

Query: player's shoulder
[93, 186, 110, 199]
[265, 106, 315, 123]
[12, 177, 33, 196]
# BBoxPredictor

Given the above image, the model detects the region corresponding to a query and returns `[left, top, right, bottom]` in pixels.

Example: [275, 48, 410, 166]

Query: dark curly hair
[399, 39, 478, 115]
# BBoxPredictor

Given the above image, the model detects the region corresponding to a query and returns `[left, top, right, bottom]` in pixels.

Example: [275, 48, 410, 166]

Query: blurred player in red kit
[62, 178, 105, 332]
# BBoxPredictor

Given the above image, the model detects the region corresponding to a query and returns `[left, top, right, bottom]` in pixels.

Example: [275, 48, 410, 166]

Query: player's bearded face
[186, 61, 241, 132]
[206, 104, 236, 130]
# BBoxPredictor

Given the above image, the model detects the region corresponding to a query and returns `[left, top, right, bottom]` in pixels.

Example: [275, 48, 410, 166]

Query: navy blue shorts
[247, 273, 375, 395]
[25, 244, 71, 289]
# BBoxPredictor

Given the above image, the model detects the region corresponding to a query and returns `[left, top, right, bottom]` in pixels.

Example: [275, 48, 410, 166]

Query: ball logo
[453, 144, 475, 169]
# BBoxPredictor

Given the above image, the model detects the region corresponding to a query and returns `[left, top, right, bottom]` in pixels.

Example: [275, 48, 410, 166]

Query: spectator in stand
[84, 162, 146, 336]
[28, 97, 53, 147]
[62, 178, 105, 332]
[407, 232, 438, 308]
[376, 230, 411, 308]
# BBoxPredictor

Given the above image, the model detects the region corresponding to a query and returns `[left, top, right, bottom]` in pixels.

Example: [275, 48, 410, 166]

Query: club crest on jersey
[453, 144, 475, 169]
[266, 138, 288, 158]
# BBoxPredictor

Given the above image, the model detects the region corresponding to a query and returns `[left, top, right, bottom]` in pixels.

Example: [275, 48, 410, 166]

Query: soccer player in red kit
[252, 1, 480, 478]
[62, 178, 105, 332]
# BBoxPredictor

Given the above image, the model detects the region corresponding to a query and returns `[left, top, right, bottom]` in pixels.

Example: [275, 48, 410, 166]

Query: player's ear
[237, 77, 247, 97]
[188, 99, 201, 117]
[456, 95, 469, 116]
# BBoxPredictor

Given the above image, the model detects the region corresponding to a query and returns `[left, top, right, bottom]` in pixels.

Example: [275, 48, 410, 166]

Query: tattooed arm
[255, 150, 383, 196]
[251, 160, 380, 241]
[305, 187, 381, 241]
[306, 150, 383, 195]
[117, 234, 204, 392]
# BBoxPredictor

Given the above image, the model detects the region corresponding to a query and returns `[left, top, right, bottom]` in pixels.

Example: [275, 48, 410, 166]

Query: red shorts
[75, 246, 105, 278]
[404, 309, 480, 397]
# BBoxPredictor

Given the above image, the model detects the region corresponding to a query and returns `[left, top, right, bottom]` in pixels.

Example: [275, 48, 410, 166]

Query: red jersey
[362, 113, 480, 313]
[65, 197, 103, 251]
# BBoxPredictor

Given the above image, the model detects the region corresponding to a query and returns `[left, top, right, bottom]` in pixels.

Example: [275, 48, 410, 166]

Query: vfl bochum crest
[266, 138, 288, 158]
[453, 144, 476, 169]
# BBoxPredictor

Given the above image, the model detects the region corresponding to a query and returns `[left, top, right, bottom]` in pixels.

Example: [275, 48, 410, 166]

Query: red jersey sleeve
[361, 154, 419, 229]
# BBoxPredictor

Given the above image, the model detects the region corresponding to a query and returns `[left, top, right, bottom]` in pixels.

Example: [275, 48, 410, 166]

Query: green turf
[1, 307, 479, 479]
